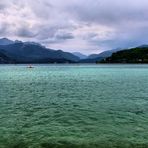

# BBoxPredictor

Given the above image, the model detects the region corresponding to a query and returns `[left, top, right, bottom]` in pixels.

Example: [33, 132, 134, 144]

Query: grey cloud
[0, 0, 148, 53]
[39, 32, 74, 45]
[64, 0, 148, 51]
[35, 26, 57, 40]
[0, 4, 5, 10]
[35, 24, 75, 41]
[88, 26, 148, 50]
[0, 1, 8, 10]
[29, 0, 53, 19]
[55, 32, 74, 40]
[67, 0, 148, 26]
[16, 27, 38, 38]
[0, 23, 9, 37]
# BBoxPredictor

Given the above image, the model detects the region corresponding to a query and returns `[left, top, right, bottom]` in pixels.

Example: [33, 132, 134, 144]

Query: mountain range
[72, 52, 88, 59]
[0, 38, 14, 45]
[0, 38, 79, 63]
[79, 48, 122, 63]
[0, 38, 147, 64]
[100, 46, 148, 63]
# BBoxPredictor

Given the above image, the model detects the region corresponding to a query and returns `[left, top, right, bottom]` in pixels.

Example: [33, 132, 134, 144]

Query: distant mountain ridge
[137, 45, 148, 48]
[0, 51, 15, 63]
[88, 48, 122, 59]
[0, 38, 14, 45]
[80, 48, 122, 63]
[0, 38, 80, 63]
[100, 46, 148, 63]
[0, 38, 148, 64]
[72, 52, 87, 59]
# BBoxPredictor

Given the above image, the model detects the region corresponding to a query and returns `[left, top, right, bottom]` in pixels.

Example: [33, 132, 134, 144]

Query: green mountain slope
[100, 47, 148, 63]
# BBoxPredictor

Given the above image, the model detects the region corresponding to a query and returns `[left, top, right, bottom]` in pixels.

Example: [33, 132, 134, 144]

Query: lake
[0, 64, 148, 148]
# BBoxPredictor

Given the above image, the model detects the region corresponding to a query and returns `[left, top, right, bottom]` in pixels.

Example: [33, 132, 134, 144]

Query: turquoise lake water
[0, 64, 148, 148]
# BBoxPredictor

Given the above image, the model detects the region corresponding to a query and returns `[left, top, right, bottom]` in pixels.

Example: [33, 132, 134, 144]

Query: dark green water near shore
[0, 64, 148, 148]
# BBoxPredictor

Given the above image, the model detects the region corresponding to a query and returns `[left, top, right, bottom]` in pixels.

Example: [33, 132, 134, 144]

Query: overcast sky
[0, 0, 148, 54]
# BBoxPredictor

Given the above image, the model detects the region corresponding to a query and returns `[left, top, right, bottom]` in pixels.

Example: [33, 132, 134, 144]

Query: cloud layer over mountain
[0, 0, 148, 54]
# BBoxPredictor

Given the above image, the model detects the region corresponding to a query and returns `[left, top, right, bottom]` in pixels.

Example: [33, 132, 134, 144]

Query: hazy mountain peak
[72, 52, 87, 59]
[0, 38, 14, 45]
[137, 44, 148, 48]
[0, 39, 80, 63]
[24, 41, 42, 46]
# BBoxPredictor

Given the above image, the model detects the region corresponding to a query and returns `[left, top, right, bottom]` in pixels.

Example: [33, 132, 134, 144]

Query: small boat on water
[27, 65, 34, 68]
